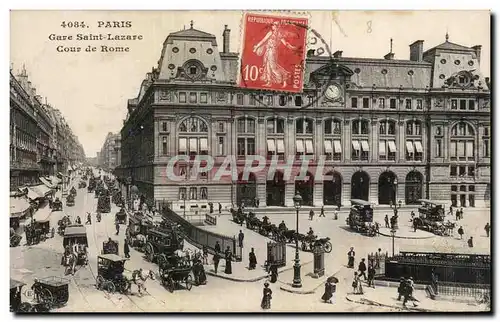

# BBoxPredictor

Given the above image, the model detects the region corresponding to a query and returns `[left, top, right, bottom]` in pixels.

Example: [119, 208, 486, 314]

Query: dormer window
[189, 67, 197, 75]
[458, 75, 467, 85]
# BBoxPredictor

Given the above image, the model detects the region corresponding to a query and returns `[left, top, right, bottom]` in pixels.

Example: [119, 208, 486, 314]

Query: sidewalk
[345, 284, 488, 312]
[278, 261, 341, 294]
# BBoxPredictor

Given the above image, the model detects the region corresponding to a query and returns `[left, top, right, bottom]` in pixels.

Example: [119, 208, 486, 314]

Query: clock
[325, 84, 342, 100]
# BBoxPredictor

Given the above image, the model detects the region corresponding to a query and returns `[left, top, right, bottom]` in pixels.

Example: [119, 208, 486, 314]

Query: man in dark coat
[485, 223, 490, 237]
[458, 226, 464, 239]
[249, 248, 257, 270]
[214, 241, 221, 254]
[309, 209, 315, 221]
[319, 206, 325, 217]
[213, 252, 220, 274]
[384, 215, 390, 228]
[347, 247, 355, 268]
[270, 264, 278, 283]
[218, 202, 222, 214]
[367, 263, 376, 288]
[238, 230, 245, 248]
[358, 258, 367, 280]
[397, 277, 405, 301]
[456, 209, 461, 221]
[124, 239, 130, 258]
[467, 236, 474, 248]
[224, 246, 232, 274]
[209, 202, 214, 214]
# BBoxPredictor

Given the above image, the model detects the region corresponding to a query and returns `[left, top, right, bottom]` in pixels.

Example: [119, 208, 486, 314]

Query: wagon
[346, 199, 375, 235]
[25, 219, 53, 245]
[63, 225, 88, 248]
[52, 198, 63, 211]
[144, 227, 184, 265]
[34, 276, 70, 308]
[159, 266, 193, 293]
[102, 239, 119, 255]
[96, 254, 131, 294]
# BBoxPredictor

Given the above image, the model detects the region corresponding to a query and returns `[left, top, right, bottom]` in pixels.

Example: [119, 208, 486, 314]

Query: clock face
[325, 84, 341, 100]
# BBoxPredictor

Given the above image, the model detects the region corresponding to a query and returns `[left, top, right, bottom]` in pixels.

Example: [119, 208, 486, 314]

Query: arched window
[450, 121, 475, 161]
[379, 120, 397, 161]
[324, 118, 342, 161]
[267, 117, 285, 159]
[351, 119, 369, 161]
[177, 117, 209, 156]
[296, 118, 314, 134]
[295, 118, 314, 158]
[236, 117, 256, 158]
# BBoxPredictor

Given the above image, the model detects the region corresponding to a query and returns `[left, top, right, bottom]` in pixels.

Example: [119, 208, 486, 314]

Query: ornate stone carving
[216, 92, 228, 102]
[482, 99, 490, 109]
[344, 119, 350, 125]
[434, 97, 444, 107]
[398, 120, 405, 126]
[159, 90, 172, 102]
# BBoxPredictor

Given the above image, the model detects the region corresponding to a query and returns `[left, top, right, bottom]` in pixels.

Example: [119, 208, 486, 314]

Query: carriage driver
[278, 221, 287, 232]
[307, 227, 315, 238]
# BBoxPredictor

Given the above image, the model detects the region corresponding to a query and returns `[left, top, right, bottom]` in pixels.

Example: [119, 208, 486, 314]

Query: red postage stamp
[239, 13, 309, 93]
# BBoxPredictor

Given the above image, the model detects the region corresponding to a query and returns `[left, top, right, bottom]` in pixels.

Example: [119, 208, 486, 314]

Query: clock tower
[308, 63, 354, 107]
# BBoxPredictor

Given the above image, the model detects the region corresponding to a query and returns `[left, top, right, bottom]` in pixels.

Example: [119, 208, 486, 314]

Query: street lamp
[292, 193, 303, 288]
[390, 228, 397, 256]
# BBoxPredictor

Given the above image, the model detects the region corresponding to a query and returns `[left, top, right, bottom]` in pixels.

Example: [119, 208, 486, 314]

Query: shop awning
[352, 140, 360, 151]
[388, 141, 397, 153]
[267, 139, 276, 153]
[26, 188, 40, 200]
[296, 140, 304, 153]
[379, 141, 386, 156]
[200, 138, 208, 152]
[406, 141, 414, 154]
[305, 140, 314, 154]
[414, 141, 424, 154]
[39, 177, 57, 189]
[360, 140, 370, 152]
[333, 140, 342, 153]
[10, 196, 30, 216]
[189, 138, 198, 152]
[324, 140, 333, 154]
[178, 138, 187, 153]
[276, 139, 285, 154]
[49, 176, 62, 185]
[27, 185, 52, 199]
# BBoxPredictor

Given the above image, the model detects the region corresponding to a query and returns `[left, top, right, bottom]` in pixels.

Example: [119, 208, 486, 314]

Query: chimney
[333, 50, 343, 58]
[409, 40, 424, 61]
[222, 25, 230, 53]
[472, 45, 482, 64]
[384, 52, 394, 60]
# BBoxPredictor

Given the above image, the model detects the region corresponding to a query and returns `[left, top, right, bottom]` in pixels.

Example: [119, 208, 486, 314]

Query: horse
[62, 253, 77, 275]
[128, 269, 155, 296]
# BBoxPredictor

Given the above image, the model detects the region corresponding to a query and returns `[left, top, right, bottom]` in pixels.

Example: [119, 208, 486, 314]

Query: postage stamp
[238, 13, 309, 93]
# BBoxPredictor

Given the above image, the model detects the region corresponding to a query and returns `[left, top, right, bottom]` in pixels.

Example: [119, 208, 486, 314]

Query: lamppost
[292, 193, 303, 288]
[390, 228, 396, 256]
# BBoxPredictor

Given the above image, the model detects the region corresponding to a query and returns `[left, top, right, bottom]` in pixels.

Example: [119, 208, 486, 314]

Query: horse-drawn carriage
[97, 191, 111, 213]
[158, 266, 193, 293]
[88, 178, 96, 193]
[57, 215, 72, 235]
[115, 208, 127, 225]
[126, 212, 154, 250]
[346, 199, 377, 236]
[144, 228, 184, 266]
[10, 228, 22, 247]
[413, 199, 452, 236]
[62, 225, 88, 275]
[66, 194, 75, 207]
[96, 254, 131, 294]
[25, 219, 54, 245]
[10, 277, 69, 312]
[298, 234, 333, 253]
[102, 239, 119, 255]
[112, 189, 123, 206]
[52, 197, 63, 211]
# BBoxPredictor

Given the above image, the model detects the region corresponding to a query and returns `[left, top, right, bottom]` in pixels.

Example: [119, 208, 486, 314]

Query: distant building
[116, 25, 490, 210]
[98, 132, 120, 171]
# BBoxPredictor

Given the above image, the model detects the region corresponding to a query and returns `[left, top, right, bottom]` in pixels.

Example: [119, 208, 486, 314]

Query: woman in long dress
[252, 21, 298, 88]
[224, 247, 232, 274]
[261, 282, 272, 310]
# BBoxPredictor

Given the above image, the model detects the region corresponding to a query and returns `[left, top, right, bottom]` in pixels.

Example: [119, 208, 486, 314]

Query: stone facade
[117, 25, 490, 210]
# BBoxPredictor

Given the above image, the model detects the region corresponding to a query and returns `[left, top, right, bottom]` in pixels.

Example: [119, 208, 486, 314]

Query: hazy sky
[10, 10, 490, 157]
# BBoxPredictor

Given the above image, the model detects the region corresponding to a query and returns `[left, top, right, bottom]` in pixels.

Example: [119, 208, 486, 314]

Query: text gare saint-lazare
[49, 20, 142, 53]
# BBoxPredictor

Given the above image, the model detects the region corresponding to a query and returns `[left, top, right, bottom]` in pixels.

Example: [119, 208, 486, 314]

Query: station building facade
[116, 24, 491, 211]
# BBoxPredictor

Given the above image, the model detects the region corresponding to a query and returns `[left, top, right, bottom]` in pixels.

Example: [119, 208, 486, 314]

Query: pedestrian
[124, 239, 130, 258]
[115, 222, 120, 235]
[460, 207, 464, 220]
[270, 264, 278, 283]
[333, 209, 338, 220]
[458, 226, 464, 239]
[375, 248, 382, 269]
[449, 205, 453, 216]
[431, 269, 439, 294]
[485, 223, 490, 237]
[214, 241, 221, 254]
[249, 248, 257, 270]
[384, 214, 390, 228]
[358, 258, 367, 280]
[213, 252, 220, 274]
[309, 209, 314, 221]
[397, 277, 405, 300]
[238, 230, 245, 248]
[261, 282, 272, 310]
[86, 213, 92, 225]
[202, 245, 208, 265]
[321, 277, 335, 304]
[403, 277, 419, 308]
[209, 202, 214, 214]
[352, 272, 363, 295]
[413, 217, 418, 232]
[347, 247, 355, 268]
[224, 246, 233, 274]
[367, 263, 376, 288]
[467, 236, 474, 248]
[256, 198, 260, 208]
[455, 209, 461, 221]
[319, 206, 325, 217]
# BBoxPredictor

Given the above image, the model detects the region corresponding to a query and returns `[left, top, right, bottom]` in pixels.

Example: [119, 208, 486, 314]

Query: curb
[279, 268, 341, 295]
[205, 260, 314, 283]
[373, 280, 427, 290]
[377, 230, 435, 240]
[345, 295, 431, 312]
